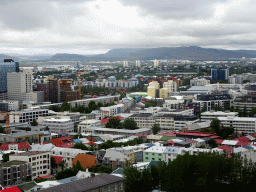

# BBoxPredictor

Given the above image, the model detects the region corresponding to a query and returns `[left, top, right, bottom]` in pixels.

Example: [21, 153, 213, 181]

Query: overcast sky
[0, 0, 255, 55]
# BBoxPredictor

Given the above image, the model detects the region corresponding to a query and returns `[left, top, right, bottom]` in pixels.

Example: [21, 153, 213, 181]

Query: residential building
[153, 59, 159, 68]
[39, 173, 125, 192]
[59, 79, 79, 102]
[0, 131, 44, 143]
[48, 79, 60, 103]
[164, 147, 186, 162]
[9, 109, 49, 123]
[78, 120, 101, 133]
[159, 88, 168, 98]
[163, 99, 184, 109]
[233, 95, 256, 113]
[51, 147, 89, 169]
[84, 127, 151, 136]
[201, 111, 238, 122]
[147, 86, 157, 98]
[130, 113, 155, 128]
[163, 80, 177, 94]
[211, 68, 229, 81]
[193, 94, 231, 111]
[103, 149, 130, 170]
[0, 142, 31, 151]
[0, 100, 19, 112]
[9, 151, 51, 180]
[39, 118, 74, 133]
[143, 146, 166, 162]
[0, 161, 30, 187]
[190, 78, 210, 87]
[123, 61, 128, 67]
[36, 83, 49, 101]
[135, 60, 141, 68]
[0, 59, 19, 91]
[218, 116, 256, 134]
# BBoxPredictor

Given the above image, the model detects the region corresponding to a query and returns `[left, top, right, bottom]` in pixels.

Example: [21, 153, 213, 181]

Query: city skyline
[0, 0, 255, 55]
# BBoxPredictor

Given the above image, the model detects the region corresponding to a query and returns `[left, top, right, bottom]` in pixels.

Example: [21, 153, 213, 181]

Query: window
[152, 153, 155, 155]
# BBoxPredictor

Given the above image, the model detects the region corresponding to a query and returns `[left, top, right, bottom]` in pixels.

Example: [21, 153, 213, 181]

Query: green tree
[214, 104, 218, 111]
[210, 118, 221, 135]
[30, 120, 38, 126]
[123, 118, 138, 130]
[105, 117, 123, 129]
[230, 105, 235, 112]
[73, 160, 84, 174]
[73, 134, 82, 139]
[61, 101, 71, 111]
[2, 152, 15, 162]
[0, 126, 4, 133]
[152, 123, 161, 135]
[55, 169, 76, 180]
[209, 138, 218, 148]
[73, 143, 89, 150]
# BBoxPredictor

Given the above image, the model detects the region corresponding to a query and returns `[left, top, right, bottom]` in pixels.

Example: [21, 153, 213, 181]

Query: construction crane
[77, 69, 88, 100]
[0, 112, 21, 134]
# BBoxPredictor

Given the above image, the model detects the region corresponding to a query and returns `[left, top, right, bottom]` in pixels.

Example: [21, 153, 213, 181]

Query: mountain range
[2, 46, 256, 62]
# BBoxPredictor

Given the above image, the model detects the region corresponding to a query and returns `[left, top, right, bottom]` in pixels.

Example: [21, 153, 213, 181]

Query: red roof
[187, 140, 198, 143]
[58, 137, 73, 143]
[0, 187, 22, 192]
[135, 134, 148, 137]
[41, 175, 53, 179]
[60, 143, 74, 148]
[233, 136, 250, 142]
[215, 139, 224, 145]
[114, 116, 124, 119]
[0, 142, 31, 150]
[101, 119, 109, 124]
[208, 135, 220, 139]
[50, 138, 64, 146]
[217, 145, 234, 152]
[178, 131, 214, 137]
[52, 156, 64, 165]
[236, 141, 251, 146]
[158, 132, 177, 136]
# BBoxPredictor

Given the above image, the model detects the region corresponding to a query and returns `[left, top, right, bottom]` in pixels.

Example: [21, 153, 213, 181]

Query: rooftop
[11, 151, 49, 156]
[0, 160, 27, 168]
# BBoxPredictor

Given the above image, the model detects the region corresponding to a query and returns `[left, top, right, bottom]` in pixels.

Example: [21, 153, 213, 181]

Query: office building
[190, 78, 210, 87]
[7, 70, 44, 104]
[0, 59, 19, 91]
[0, 100, 19, 112]
[48, 79, 60, 103]
[135, 60, 141, 68]
[153, 59, 159, 68]
[211, 68, 229, 81]
[123, 61, 128, 68]
[39, 118, 74, 133]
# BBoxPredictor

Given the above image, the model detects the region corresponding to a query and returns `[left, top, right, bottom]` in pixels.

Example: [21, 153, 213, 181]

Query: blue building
[0, 59, 19, 91]
[211, 68, 229, 81]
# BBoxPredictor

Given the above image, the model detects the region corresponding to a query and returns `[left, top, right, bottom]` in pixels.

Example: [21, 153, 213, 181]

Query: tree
[105, 117, 123, 129]
[61, 101, 71, 111]
[123, 118, 138, 130]
[0, 126, 4, 133]
[73, 134, 82, 139]
[2, 152, 15, 162]
[230, 105, 235, 112]
[210, 118, 221, 135]
[152, 124, 161, 135]
[209, 138, 218, 148]
[73, 160, 84, 174]
[30, 120, 38, 126]
[73, 143, 89, 150]
[55, 169, 76, 180]
[214, 105, 218, 111]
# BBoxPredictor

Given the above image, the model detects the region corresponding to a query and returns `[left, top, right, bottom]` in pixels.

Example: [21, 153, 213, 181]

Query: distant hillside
[51, 53, 86, 61]
[0, 54, 18, 62]
[49, 46, 256, 61]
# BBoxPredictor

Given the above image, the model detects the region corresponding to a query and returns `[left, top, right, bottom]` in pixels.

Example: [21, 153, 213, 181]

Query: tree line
[124, 151, 256, 192]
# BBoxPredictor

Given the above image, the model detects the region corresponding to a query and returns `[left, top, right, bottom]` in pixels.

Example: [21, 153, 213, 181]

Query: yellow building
[149, 81, 160, 89]
[159, 88, 168, 98]
[147, 86, 156, 98]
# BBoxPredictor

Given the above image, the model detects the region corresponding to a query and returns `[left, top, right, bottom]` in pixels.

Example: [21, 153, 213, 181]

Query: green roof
[160, 135, 175, 141]
[112, 168, 124, 175]
[17, 182, 39, 190]
[0, 161, 27, 168]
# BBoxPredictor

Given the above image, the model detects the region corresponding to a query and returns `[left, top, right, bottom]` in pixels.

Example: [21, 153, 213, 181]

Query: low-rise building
[0, 131, 44, 143]
[130, 113, 155, 128]
[78, 120, 101, 134]
[9, 109, 49, 124]
[9, 151, 50, 180]
[39, 118, 74, 133]
[201, 111, 238, 122]
[143, 146, 166, 162]
[0, 161, 30, 187]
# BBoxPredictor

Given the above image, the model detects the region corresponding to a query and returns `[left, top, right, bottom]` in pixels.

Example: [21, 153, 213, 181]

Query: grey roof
[130, 113, 152, 118]
[7, 131, 44, 138]
[39, 173, 125, 192]
[30, 143, 55, 151]
[104, 149, 130, 162]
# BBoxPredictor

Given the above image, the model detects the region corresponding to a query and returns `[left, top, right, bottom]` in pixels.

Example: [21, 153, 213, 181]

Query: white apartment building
[123, 61, 128, 68]
[163, 80, 177, 94]
[39, 118, 74, 133]
[91, 110, 104, 120]
[9, 151, 51, 180]
[0, 100, 19, 111]
[218, 116, 256, 134]
[149, 81, 160, 89]
[135, 60, 141, 68]
[153, 60, 159, 68]
[201, 111, 238, 122]
[51, 147, 89, 169]
[78, 119, 101, 133]
[163, 99, 184, 109]
[130, 113, 155, 128]
[7, 70, 44, 104]
[100, 104, 124, 117]
[190, 78, 210, 87]
[9, 109, 49, 123]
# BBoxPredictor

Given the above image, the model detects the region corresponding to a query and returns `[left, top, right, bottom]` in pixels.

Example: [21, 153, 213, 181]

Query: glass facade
[0, 61, 19, 91]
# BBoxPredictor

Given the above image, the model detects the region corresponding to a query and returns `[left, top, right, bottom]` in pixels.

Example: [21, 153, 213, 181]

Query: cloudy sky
[0, 0, 255, 55]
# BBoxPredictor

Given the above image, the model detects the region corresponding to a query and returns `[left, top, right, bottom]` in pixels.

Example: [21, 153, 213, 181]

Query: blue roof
[243, 145, 254, 150]
[73, 139, 82, 143]
[144, 143, 154, 148]
[58, 176, 79, 184]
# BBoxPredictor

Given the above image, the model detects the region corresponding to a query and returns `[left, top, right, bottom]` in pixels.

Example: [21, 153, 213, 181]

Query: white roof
[222, 140, 238, 145]
[38, 181, 61, 189]
[31, 143, 55, 151]
[234, 147, 248, 153]
[44, 118, 71, 122]
[144, 146, 167, 153]
[194, 138, 205, 143]
[218, 117, 256, 121]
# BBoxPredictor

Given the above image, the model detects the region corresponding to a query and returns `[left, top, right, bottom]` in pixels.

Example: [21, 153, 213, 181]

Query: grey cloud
[118, 0, 228, 19]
